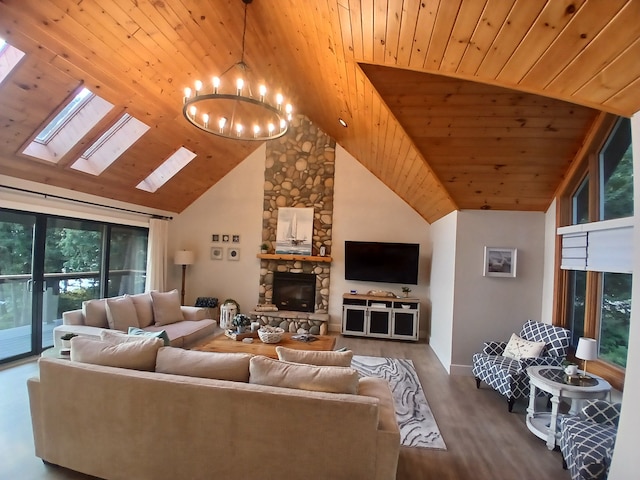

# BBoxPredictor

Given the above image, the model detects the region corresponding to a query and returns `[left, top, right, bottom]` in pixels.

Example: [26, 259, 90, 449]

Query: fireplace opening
[272, 272, 316, 312]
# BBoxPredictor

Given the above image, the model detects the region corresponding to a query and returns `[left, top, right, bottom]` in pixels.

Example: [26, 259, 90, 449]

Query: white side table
[526, 366, 611, 450]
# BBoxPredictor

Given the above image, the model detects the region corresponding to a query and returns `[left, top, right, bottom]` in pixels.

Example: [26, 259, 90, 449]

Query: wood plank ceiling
[0, 0, 639, 223]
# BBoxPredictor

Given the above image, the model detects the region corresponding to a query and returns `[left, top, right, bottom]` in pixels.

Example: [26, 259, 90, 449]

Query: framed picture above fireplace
[275, 207, 313, 255]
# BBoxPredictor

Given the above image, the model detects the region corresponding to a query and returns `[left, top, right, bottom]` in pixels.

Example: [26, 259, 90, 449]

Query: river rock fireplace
[272, 272, 316, 313]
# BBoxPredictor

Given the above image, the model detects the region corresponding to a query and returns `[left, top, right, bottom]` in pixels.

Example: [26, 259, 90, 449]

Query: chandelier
[182, 0, 292, 141]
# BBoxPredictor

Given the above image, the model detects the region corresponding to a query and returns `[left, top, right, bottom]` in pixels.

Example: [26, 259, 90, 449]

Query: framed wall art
[228, 247, 240, 261]
[483, 247, 517, 278]
[211, 247, 223, 260]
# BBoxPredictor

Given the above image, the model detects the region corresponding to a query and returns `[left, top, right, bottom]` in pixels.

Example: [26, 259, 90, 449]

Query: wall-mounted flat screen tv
[344, 241, 419, 285]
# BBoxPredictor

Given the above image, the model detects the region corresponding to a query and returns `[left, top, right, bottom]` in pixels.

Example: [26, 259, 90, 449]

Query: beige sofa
[29, 342, 400, 480]
[53, 289, 217, 348]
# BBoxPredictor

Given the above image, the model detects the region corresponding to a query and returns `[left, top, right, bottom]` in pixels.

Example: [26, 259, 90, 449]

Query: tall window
[558, 116, 633, 390]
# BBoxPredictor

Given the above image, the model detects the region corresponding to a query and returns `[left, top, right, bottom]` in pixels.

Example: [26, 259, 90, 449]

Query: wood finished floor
[0, 337, 570, 480]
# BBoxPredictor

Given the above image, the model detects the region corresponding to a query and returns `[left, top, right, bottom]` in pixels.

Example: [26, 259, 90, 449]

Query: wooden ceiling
[0, 1, 639, 223]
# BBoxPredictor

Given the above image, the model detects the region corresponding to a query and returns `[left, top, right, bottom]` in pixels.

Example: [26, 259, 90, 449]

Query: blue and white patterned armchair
[560, 400, 621, 480]
[471, 320, 571, 412]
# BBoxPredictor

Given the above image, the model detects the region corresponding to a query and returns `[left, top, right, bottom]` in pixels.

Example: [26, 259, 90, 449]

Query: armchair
[471, 320, 571, 411]
[560, 400, 621, 480]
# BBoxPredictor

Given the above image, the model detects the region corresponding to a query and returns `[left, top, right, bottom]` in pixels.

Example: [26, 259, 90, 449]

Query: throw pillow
[130, 292, 154, 328]
[503, 333, 545, 360]
[156, 347, 252, 382]
[128, 327, 170, 346]
[150, 289, 184, 326]
[82, 299, 109, 328]
[70, 336, 163, 371]
[105, 296, 140, 331]
[100, 329, 139, 344]
[275, 346, 353, 367]
[249, 355, 359, 394]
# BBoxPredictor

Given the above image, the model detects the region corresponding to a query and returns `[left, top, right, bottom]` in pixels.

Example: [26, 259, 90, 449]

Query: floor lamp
[174, 250, 195, 305]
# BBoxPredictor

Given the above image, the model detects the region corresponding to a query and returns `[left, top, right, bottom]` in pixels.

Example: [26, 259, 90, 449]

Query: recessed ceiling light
[338, 118, 348, 127]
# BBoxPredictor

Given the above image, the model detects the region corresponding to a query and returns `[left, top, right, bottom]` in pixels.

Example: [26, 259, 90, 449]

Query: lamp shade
[174, 250, 195, 266]
[575, 337, 598, 361]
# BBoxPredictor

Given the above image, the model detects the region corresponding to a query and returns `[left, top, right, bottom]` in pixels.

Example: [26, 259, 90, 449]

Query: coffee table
[193, 332, 337, 358]
[526, 366, 611, 450]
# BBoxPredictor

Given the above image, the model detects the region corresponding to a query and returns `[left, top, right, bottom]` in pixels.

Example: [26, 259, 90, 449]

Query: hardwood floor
[0, 338, 569, 480]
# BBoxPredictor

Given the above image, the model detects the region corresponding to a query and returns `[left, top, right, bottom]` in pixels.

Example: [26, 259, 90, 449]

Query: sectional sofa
[28, 335, 400, 480]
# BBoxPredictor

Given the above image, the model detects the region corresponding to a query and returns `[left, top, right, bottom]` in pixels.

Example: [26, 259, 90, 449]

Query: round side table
[41, 347, 71, 360]
[526, 366, 611, 450]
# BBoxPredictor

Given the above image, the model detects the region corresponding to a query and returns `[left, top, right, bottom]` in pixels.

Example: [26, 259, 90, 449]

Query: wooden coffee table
[193, 332, 336, 358]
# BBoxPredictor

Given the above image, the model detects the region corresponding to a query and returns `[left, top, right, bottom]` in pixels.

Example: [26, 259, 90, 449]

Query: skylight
[70, 113, 150, 176]
[0, 37, 26, 86]
[35, 88, 93, 144]
[22, 88, 114, 164]
[136, 147, 197, 193]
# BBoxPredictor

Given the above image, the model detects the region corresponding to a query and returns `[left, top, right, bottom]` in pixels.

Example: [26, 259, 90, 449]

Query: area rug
[351, 355, 447, 450]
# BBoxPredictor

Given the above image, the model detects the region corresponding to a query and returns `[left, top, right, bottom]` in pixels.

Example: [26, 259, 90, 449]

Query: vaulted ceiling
[1, 1, 639, 223]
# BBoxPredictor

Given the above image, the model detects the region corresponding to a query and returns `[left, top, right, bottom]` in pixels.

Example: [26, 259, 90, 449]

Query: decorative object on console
[575, 337, 598, 378]
[174, 250, 195, 305]
[260, 243, 268, 254]
[181, 0, 293, 142]
[257, 325, 284, 344]
[367, 290, 396, 297]
[401, 286, 411, 297]
[483, 246, 517, 278]
[232, 313, 251, 333]
[275, 207, 313, 255]
[220, 299, 239, 330]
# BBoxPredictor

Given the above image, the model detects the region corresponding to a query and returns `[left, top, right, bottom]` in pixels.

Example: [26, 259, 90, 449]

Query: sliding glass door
[0, 210, 37, 361]
[0, 208, 148, 363]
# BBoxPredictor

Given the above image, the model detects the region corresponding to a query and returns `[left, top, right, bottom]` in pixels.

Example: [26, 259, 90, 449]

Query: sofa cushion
[70, 335, 162, 371]
[503, 333, 545, 360]
[249, 355, 359, 394]
[82, 299, 109, 328]
[156, 347, 252, 382]
[150, 290, 184, 326]
[130, 292, 154, 328]
[105, 295, 140, 331]
[275, 346, 353, 367]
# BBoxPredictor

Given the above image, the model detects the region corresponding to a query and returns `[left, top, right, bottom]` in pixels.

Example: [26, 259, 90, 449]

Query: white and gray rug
[351, 355, 447, 450]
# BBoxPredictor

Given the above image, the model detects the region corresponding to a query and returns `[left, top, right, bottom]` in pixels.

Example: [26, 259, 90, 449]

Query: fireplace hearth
[272, 272, 316, 313]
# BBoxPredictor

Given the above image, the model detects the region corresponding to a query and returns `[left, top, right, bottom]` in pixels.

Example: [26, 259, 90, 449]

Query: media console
[341, 293, 419, 341]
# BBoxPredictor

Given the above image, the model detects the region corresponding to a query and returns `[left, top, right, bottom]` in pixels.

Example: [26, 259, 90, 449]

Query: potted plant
[232, 313, 251, 333]
[401, 286, 412, 298]
[60, 333, 78, 349]
[260, 243, 269, 254]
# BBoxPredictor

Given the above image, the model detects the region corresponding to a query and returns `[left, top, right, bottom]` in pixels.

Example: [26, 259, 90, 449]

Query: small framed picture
[232, 234, 240, 243]
[212, 234, 219, 242]
[222, 234, 230, 243]
[228, 247, 240, 261]
[211, 247, 223, 260]
[483, 247, 517, 278]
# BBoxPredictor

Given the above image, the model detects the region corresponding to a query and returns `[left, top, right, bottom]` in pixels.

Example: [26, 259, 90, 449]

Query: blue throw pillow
[128, 327, 170, 346]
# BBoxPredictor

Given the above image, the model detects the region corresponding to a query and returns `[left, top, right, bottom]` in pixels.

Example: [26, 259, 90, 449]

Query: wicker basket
[258, 326, 284, 344]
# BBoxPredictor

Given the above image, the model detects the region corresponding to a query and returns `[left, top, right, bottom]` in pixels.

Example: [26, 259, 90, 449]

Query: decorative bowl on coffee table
[258, 326, 284, 344]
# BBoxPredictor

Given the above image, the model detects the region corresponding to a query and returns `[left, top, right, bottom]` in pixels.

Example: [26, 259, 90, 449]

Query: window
[0, 37, 25, 86]
[557, 116, 633, 390]
[35, 88, 93, 144]
[136, 147, 197, 193]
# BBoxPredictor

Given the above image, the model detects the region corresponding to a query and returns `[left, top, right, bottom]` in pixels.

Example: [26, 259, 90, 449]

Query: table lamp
[575, 337, 597, 379]
[174, 250, 195, 305]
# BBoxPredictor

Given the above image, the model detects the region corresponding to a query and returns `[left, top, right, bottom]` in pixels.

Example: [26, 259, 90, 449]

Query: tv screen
[345, 241, 419, 285]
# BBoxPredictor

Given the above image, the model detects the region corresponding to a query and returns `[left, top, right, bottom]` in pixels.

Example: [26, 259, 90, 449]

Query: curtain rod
[0, 184, 173, 220]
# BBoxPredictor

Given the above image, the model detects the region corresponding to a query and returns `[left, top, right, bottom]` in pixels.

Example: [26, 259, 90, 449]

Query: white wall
[450, 210, 546, 374]
[167, 145, 266, 311]
[540, 198, 557, 323]
[608, 114, 640, 480]
[429, 211, 457, 372]
[330, 145, 432, 335]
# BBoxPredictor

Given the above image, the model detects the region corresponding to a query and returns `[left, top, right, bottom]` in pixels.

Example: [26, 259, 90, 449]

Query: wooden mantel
[256, 253, 332, 263]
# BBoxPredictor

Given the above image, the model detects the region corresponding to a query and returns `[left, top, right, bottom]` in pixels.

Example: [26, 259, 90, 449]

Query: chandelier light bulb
[183, 87, 191, 103]
[202, 113, 209, 127]
[236, 78, 244, 95]
[285, 104, 292, 115]
[276, 93, 283, 109]
[236, 123, 243, 136]
[219, 117, 227, 131]
[280, 118, 286, 130]
[253, 125, 260, 137]
[194, 80, 202, 95]
[259, 85, 267, 101]
[212, 76, 220, 94]
[189, 105, 197, 117]
[268, 123, 275, 134]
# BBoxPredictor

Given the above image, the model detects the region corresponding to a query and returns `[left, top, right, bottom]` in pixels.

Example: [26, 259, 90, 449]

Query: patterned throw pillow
[503, 333, 545, 360]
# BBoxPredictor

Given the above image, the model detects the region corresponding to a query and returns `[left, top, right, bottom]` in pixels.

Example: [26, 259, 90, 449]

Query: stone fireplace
[272, 272, 316, 312]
